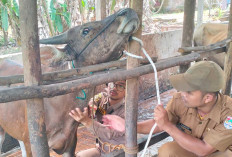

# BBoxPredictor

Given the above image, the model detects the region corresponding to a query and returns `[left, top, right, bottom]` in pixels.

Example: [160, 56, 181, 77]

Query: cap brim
[169, 74, 197, 92]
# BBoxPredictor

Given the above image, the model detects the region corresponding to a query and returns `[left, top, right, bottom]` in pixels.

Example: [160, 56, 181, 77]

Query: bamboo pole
[19, 0, 49, 156]
[179, 0, 196, 73]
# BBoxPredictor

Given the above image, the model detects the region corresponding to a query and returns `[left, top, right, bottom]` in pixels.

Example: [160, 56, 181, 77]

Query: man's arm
[137, 119, 163, 134]
[155, 105, 216, 156]
[164, 122, 216, 156]
[102, 115, 163, 134]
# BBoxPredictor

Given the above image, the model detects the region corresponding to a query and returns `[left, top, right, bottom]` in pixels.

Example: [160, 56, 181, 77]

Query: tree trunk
[8, 12, 21, 46]
[95, 0, 106, 20]
[40, 0, 54, 36]
[197, 0, 204, 27]
[3, 30, 8, 46]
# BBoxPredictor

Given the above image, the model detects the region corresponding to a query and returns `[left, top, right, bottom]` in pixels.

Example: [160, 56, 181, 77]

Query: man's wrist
[162, 122, 174, 133]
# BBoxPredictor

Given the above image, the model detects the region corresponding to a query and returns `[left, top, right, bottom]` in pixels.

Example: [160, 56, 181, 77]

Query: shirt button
[199, 121, 202, 124]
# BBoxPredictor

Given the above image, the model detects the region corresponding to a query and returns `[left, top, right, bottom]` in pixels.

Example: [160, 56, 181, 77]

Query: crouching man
[69, 80, 126, 157]
[103, 61, 232, 157]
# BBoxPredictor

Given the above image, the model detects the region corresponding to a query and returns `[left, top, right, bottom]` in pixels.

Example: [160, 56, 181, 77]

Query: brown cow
[193, 23, 228, 67]
[0, 8, 139, 157]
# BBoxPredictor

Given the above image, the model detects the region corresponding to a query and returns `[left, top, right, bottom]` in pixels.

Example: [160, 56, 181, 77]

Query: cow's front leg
[0, 126, 5, 155]
[23, 139, 33, 157]
[62, 125, 78, 157]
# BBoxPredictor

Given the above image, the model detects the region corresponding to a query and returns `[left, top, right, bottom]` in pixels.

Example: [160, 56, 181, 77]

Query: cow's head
[40, 8, 139, 67]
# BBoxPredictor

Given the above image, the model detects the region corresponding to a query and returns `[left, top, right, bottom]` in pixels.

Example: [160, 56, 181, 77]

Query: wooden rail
[0, 57, 157, 86]
[0, 52, 201, 103]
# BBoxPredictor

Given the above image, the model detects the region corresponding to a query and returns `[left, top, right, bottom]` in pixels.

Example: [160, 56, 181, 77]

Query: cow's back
[193, 23, 228, 68]
[0, 60, 23, 76]
[193, 23, 228, 46]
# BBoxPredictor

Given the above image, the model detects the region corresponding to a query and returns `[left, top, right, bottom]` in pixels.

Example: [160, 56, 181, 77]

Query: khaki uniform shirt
[88, 92, 125, 153]
[167, 92, 232, 152]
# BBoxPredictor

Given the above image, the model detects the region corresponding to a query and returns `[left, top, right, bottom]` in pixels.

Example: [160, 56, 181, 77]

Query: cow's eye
[82, 28, 90, 36]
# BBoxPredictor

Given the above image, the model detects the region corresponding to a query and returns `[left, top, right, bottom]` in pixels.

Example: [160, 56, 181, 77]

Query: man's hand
[102, 115, 125, 132]
[154, 104, 171, 131]
[69, 107, 92, 127]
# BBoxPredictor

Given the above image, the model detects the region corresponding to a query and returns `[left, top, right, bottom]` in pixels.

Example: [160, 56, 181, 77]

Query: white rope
[123, 50, 144, 59]
[131, 36, 161, 104]
[124, 36, 161, 157]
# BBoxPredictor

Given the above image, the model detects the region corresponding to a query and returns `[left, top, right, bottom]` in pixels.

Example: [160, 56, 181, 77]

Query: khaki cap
[169, 61, 224, 92]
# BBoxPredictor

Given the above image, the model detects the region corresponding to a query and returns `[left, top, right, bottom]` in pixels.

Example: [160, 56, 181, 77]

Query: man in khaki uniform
[69, 80, 126, 157]
[103, 61, 232, 157]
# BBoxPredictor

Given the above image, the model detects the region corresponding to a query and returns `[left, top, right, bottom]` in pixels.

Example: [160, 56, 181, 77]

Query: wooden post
[125, 1, 143, 157]
[95, 0, 106, 21]
[19, 0, 49, 156]
[222, 2, 232, 96]
[179, 0, 196, 73]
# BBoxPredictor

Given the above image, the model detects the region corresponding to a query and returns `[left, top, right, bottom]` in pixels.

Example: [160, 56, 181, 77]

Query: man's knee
[158, 142, 178, 157]
[158, 141, 197, 157]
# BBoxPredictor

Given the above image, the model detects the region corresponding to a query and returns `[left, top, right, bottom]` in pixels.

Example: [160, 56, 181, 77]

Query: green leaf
[81, 0, 85, 7]
[63, 12, 71, 27]
[50, 0, 56, 20]
[81, 0, 88, 8]
[12, 0, 19, 16]
[1, 0, 7, 5]
[1, 6, 8, 31]
[55, 15, 63, 32]
[111, 0, 116, 13]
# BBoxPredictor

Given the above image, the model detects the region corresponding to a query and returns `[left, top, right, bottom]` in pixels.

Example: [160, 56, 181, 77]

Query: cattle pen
[1, 0, 232, 157]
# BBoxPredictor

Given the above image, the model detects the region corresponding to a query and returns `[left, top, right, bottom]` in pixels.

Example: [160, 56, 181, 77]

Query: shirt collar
[104, 96, 124, 112]
[111, 98, 125, 111]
